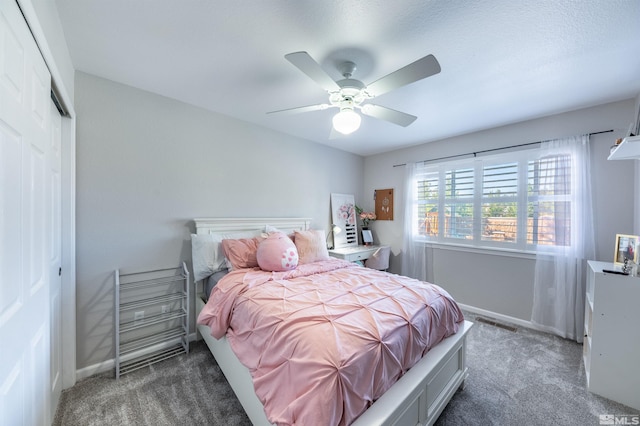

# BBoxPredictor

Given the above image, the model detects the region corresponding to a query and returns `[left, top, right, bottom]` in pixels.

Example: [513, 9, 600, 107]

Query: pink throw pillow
[221, 237, 263, 270]
[257, 232, 298, 272]
[294, 230, 330, 264]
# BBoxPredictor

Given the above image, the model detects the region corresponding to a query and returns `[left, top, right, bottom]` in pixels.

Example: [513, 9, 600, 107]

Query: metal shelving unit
[115, 263, 190, 378]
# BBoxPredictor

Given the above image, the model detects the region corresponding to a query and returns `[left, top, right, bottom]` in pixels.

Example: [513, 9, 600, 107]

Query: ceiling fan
[267, 51, 441, 135]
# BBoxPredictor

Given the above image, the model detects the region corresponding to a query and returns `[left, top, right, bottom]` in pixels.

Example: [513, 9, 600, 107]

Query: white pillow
[294, 230, 330, 264]
[191, 229, 263, 281]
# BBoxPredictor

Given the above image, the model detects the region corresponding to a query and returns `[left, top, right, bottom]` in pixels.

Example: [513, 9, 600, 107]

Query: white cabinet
[584, 261, 640, 410]
[115, 263, 190, 378]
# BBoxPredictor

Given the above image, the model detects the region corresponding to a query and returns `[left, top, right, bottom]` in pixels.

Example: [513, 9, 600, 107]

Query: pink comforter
[197, 259, 463, 426]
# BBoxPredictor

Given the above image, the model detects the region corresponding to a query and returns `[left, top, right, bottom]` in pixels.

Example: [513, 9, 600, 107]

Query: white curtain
[401, 162, 428, 281]
[531, 134, 594, 342]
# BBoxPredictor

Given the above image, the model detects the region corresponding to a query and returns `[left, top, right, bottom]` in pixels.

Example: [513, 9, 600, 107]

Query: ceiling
[54, 0, 640, 156]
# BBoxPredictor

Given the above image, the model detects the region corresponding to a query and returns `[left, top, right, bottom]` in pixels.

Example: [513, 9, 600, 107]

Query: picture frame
[613, 233, 639, 265]
[330, 193, 357, 248]
[362, 229, 373, 246]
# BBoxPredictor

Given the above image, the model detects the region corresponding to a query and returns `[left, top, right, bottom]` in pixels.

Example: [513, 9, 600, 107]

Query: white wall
[74, 72, 364, 370]
[363, 99, 637, 321]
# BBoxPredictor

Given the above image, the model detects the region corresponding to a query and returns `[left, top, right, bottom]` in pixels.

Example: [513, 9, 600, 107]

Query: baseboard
[457, 303, 549, 334]
[75, 333, 201, 381]
[76, 358, 114, 381]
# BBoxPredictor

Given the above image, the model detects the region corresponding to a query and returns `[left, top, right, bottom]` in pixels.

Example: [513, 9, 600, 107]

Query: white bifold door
[49, 98, 63, 421]
[1, 1, 63, 424]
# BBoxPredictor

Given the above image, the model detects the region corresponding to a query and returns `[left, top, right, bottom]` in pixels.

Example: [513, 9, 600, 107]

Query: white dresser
[584, 261, 640, 410]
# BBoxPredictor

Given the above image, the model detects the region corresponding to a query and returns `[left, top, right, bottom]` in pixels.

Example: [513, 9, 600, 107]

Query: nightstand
[328, 245, 388, 263]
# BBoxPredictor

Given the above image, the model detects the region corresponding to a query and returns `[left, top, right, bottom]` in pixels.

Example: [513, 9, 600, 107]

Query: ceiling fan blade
[285, 52, 341, 92]
[366, 54, 441, 97]
[361, 104, 417, 127]
[267, 104, 331, 115]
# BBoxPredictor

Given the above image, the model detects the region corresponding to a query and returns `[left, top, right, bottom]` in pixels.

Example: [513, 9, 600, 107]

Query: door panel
[29, 143, 46, 293]
[0, 1, 53, 425]
[0, 122, 22, 325]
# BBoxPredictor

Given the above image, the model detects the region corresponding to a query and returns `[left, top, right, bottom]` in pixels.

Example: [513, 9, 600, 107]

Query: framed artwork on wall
[330, 193, 357, 248]
[613, 233, 638, 265]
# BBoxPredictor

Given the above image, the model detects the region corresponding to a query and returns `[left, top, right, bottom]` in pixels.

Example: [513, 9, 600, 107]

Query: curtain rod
[392, 129, 613, 167]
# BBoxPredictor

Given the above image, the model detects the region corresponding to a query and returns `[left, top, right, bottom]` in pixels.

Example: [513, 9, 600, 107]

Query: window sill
[416, 240, 537, 260]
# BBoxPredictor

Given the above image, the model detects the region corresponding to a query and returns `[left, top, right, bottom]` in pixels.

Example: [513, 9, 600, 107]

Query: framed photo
[362, 229, 373, 246]
[613, 234, 638, 265]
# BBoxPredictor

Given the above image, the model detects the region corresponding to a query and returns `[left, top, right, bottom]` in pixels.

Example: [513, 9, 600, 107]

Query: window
[527, 154, 572, 247]
[482, 161, 518, 243]
[412, 148, 574, 251]
[445, 166, 474, 240]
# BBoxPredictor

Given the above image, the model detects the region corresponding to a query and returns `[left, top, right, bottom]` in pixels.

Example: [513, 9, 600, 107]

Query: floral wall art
[330, 193, 357, 248]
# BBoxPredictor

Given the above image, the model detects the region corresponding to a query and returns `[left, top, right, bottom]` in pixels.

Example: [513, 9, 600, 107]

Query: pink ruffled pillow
[257, 232, 299, 272]
[221, 237, 264, 270]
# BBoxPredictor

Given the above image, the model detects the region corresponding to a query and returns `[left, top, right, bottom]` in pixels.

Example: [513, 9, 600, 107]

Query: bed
[192, 217, 472, 426]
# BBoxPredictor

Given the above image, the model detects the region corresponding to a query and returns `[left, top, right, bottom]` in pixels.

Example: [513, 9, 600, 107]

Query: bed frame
[193, 217, 473, 426]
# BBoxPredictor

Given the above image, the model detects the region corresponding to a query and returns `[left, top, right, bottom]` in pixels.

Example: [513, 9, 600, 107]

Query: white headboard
[194, 217, 311, 235]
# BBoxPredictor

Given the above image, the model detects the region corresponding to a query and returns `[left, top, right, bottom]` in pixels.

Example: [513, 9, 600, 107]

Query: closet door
[0, 1, 53, 425]
[49, 100, 63, 421]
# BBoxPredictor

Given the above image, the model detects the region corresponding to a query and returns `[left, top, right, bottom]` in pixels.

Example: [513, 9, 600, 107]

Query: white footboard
[197, 296, 472, 426]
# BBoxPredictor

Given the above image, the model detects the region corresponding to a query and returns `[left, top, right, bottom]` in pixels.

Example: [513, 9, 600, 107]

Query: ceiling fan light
[332, 109, 361, 135]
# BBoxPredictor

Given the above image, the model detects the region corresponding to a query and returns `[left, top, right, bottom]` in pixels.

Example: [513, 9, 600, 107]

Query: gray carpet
[54, 312, 636, 425]
[53, 343, 251, 426]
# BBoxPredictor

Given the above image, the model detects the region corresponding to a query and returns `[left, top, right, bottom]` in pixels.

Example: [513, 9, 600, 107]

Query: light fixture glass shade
[332, 109, 361, 135]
